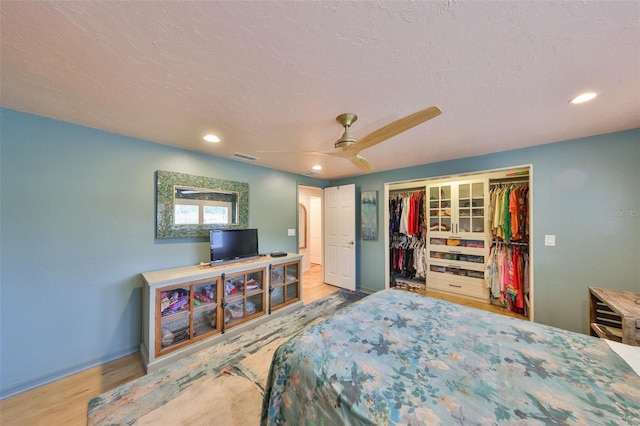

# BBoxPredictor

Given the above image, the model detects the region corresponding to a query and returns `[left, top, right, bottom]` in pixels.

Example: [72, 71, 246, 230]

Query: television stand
[210, 255, 260, 266]
[141, 253, 302, 372]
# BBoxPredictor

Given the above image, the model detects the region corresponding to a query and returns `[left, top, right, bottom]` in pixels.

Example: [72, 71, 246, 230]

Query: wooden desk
[589, 287, 640, 346]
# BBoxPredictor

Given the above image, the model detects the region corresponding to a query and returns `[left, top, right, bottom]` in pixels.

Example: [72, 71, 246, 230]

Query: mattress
[262, 289, 640, 425]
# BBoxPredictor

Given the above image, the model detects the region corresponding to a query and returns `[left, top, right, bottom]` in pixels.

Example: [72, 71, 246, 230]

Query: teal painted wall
[0, 108, 327, 397]
[331, 129, 640, 336]
[1, 107, 638, 398]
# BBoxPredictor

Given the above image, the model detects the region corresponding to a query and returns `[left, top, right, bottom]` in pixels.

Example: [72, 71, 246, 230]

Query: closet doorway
[384, 165, 533, 321]
[298, 185, 323, 273]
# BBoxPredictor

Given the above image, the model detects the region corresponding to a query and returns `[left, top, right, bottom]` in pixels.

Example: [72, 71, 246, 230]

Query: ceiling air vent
[302, 170, 320, 176]
[230, 152, 259, 162]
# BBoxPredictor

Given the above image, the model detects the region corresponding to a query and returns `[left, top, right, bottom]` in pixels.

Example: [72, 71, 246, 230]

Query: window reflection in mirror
[173, 186, 238, 226]
[156, 170, 248, 239]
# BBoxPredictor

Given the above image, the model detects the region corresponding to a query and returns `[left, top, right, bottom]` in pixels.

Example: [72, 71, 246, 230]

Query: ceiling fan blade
[350, 154, 373, 173]
[346, 105, 442, 153]
[322, 149, 372, 172]
[256, 149, 337, 155]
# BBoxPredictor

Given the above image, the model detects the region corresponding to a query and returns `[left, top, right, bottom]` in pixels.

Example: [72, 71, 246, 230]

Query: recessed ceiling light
[569, 92, 597, 104]
[203, 134, 221, 143]
[312, 165, 322, 170]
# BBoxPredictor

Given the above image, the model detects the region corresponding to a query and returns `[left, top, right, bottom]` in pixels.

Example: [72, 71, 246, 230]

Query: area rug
[88, 289, 367, 425]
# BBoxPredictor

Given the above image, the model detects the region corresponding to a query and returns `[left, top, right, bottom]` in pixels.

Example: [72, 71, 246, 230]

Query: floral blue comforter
[262, 289, 640, 425]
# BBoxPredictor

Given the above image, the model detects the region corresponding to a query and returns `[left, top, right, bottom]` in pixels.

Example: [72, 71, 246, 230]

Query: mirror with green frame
[156, 170, 249, 238]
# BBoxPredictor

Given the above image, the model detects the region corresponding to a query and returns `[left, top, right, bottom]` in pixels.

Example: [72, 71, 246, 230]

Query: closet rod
[389, 188, 425, 195]
[492, 240, 528, 246]
[490, 179, 529, 186]
[489, 175, 529, 184]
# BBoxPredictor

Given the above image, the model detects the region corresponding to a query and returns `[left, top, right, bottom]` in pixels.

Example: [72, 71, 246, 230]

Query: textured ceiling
[2, 1, 639, 179]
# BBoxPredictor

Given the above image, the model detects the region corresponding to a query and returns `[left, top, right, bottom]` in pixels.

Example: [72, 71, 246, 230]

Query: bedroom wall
[0, 108, 327, 398]
[331, 128, 640, 336]
[1, 107, 638, 398]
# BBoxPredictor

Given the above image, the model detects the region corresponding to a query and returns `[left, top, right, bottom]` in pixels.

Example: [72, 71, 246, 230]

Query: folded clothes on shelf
[245, 279, 261, 291]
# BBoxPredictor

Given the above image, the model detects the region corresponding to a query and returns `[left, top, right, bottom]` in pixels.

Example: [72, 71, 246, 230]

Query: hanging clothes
[399, 196, 410, 235]
[406, 192, 424, 236]
[502, 187, 512, 242]
[389, 196, 400, 234]
[389, 191, 425, 238]
[489, 182, 529, 243]
[389, 189, 427, 285]
[487, 180, 530, 316]
[485, 242, 528, 315]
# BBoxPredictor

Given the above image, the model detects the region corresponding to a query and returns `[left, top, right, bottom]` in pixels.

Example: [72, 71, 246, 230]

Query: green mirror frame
[156, 170, 249, 239]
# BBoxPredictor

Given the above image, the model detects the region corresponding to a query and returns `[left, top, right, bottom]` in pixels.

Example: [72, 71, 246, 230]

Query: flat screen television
[210, 229, 259, 265]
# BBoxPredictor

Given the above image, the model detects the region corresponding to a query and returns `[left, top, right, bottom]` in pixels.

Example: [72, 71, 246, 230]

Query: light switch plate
[544, 234, 556, 246]
[287, 228, 295, 236]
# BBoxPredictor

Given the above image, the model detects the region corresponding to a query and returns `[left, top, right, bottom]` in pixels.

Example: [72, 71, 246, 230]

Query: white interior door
[323, 184, 356, 290]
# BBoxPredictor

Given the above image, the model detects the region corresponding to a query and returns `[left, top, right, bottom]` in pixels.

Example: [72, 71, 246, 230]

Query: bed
[261, 289, 640, 425]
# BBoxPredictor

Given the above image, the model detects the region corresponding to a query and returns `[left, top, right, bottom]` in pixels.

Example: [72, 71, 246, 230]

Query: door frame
[298, 185, 324, 272]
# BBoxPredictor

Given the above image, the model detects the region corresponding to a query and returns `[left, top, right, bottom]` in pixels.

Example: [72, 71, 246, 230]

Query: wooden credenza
[589, 287, 640, 346]
[141, 254, 302, 372]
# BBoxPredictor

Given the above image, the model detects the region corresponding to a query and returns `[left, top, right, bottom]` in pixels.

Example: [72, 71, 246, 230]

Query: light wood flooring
[0, 264, 339, 425]
[301, 263, 340, 304]
[412, 288, 528, 319]
[0, 265, 521, 425]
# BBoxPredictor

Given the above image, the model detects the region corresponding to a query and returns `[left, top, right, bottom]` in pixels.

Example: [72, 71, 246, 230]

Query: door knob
[348, 241, 355, 245]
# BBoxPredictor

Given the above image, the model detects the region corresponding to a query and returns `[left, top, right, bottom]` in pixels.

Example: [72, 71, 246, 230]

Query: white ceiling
[2, 1, 639, 180]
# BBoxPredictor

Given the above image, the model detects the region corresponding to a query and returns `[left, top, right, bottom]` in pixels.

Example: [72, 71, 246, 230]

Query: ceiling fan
[260, 106, 442, 173]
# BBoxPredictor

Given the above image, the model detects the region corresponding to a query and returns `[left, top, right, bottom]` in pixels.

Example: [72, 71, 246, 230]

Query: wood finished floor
[0, 265, 521, 425]
[412, 288, 528, 320]
[0, 264, 338, 425]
